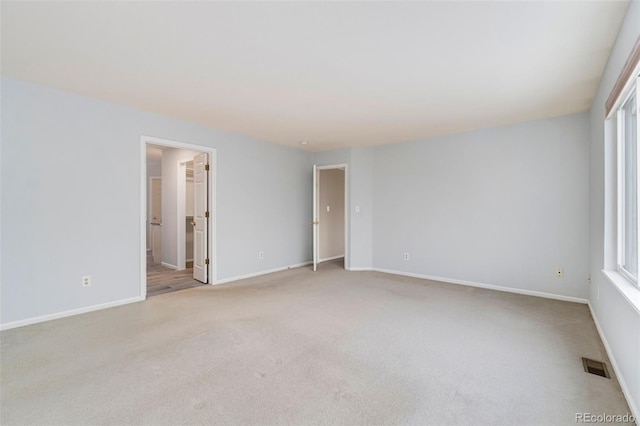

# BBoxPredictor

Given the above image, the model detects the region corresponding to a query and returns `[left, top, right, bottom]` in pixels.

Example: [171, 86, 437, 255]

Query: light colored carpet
[1, 261, 633, 425]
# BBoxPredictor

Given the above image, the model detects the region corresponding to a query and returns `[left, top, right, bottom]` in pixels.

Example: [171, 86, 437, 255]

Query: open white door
[313, 164, 318, 272]
[193, 153, 208, 283]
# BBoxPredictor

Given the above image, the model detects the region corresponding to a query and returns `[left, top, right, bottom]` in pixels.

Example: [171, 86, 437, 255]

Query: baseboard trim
[214, 261, 313, 285]
[0, 296, 144, 331]
[588, 302, 640, 421]
[161, 262, 178, 270]
[371, 268, 589, 304]
[319, 255, 345, 263]
[346, 267, 373, 271]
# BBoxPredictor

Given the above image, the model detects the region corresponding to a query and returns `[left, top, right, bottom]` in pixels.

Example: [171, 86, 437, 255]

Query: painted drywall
[348, 147, 374, 269]
[1, 77, 310, 326]
[318, 169, 345, 260]
[373, 112, 590, 300]
[146, 160, 161, 249]
[186, 179, 194, 217]
[588, 0, 640, 417]
[186, 174, 194, 262]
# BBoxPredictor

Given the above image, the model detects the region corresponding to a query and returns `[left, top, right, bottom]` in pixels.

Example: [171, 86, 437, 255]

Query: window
[617, 82, 638, 284]
[606, 37, 640, 288]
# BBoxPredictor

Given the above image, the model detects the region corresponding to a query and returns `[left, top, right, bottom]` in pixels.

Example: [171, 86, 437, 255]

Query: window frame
[615, 75, 640, 286]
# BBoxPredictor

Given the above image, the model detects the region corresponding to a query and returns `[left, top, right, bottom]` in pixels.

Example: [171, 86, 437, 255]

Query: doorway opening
[141, 136, 216, 299]
[313, 164, 348, 271]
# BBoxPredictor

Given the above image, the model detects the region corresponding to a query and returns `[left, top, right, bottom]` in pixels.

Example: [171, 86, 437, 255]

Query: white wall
[186, 179, 194, 217]
[146, 160, 161, 249]
[1, 77, 311, 326]
[349, 147, 373, 269]
[373, 113, 590, 300]
[588, 0, 640, 417]
[147, 162, 162, 177]
[185, 175, 194, 261]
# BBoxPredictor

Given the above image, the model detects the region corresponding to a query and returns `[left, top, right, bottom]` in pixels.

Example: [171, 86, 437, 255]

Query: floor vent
[582, 357, 610, 379]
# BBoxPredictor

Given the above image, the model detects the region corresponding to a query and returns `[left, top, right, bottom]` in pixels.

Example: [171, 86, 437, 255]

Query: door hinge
[205, 164, 210, 171]
[205, 258, 210, 265]
[205, 211, 210, 218]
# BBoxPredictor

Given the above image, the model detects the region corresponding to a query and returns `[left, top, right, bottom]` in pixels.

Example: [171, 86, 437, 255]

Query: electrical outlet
[258, 251, 264, 259]
[404, 253, 410, 261]
[555, 267, 564, 278]
[82, 275, 91, 287]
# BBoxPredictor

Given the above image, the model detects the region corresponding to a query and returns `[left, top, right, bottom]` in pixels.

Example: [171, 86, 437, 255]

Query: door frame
[314, 163, 349, 270]
[140, 135, 217, 299]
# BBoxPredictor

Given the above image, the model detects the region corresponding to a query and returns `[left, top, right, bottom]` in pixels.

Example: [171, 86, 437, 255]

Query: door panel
[193, 153, 208, 283]
[313, 164, 318, 272]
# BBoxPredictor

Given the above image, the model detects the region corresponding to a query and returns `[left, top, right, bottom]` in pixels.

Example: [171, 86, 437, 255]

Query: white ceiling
[1, 1, 630, 152]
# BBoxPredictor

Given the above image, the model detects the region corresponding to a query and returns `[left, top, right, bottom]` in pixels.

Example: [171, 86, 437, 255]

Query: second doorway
[313, 164, 347, 271]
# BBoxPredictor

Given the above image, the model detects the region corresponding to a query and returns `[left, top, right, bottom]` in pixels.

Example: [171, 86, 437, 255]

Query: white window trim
[615, 76, 639, 286]
[602, 38, 640, 314]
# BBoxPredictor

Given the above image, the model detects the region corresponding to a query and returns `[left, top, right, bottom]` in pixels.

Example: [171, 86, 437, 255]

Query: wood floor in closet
[147, 252, 204, 297]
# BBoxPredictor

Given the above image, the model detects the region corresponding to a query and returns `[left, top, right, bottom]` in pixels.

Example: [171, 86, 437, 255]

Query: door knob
[191, 221, 196, 227]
